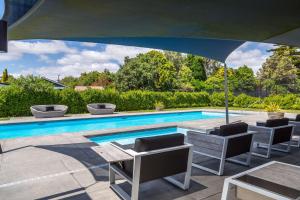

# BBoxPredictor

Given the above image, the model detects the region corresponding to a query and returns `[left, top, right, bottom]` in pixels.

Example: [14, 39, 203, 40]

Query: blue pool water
[89, 127, 188, 145]
[0, 111, 233, 140]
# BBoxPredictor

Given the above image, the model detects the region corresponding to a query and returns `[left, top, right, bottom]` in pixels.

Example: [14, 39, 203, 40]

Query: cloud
[13, 62, 120, 79]
[0, 40, 77, 61]
[12, 43, 153, 79]
[226, 42, 273, 73]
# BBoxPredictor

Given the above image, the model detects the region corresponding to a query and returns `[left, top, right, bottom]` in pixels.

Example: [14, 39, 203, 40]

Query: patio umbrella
[3, 0, 300, 124]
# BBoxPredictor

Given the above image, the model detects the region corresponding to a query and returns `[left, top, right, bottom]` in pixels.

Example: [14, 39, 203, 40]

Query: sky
[0, 2, 274, 80]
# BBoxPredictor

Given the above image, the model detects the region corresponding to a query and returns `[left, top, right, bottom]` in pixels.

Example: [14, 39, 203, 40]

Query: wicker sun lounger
[87, 103, 116, 115]
[30, 105, 68, 118]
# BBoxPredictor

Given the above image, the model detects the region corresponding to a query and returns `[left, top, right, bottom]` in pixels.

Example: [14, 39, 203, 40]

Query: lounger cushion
[265, 118, 289, 127]
[97, 104, 106, 109]
[211, 122, 248, 136]
[45, 106, 55, 111]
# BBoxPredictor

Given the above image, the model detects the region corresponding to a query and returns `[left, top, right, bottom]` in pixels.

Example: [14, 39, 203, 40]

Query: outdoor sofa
[249, 118, 294, 158]
[109, 133, 193, 200]
[87, 103, 116, 115]
[30, 105, 68, 118]
[187, 122, 254, 176]
[288, 114, 300, 147]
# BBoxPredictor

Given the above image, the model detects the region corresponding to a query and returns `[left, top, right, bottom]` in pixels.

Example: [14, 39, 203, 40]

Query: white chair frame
[289, 121, 300, 147]
[109, 143, 193, 200]
[249, 125, 294, 159]
[190, 131, 255, 176]
[221, 161, 299, 200]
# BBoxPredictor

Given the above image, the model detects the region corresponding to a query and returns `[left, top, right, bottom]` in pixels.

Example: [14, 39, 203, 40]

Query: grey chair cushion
[211, 122, 248, 136]
[296, 114, 300, 121]
[265, 118, 289, 127]
[133, 133, 185, 152]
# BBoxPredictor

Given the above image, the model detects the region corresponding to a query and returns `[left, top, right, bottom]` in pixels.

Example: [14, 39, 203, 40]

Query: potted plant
[265, 103, 284, 119]
[154, 101, 165, 111]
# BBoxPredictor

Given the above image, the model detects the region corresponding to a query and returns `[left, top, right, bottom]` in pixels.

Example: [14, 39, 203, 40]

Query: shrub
[0, 85, 59, 117]
[154, 101, 165, 111]
[59, 89, 85, 114]
[265, 103, 281, 112]
[210, 92, 234, 107]
[233, 94, 261, 108]
[172, 92, 210, 108]
[291, 97, 300, 110]
[264, 94, 298, 109]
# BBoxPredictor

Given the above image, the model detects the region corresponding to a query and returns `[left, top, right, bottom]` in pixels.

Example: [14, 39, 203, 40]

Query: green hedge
[0, 86, 299, 118]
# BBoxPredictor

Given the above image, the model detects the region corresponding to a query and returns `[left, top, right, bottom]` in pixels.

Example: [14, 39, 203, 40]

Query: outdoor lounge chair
[288, 114, 300, 147]
[30, 105, 68, 118]
[87, 103, 116, 115]
[109, 133, 193, 200]
[249, 118, 294, 158]
[187, 122, 254, 176]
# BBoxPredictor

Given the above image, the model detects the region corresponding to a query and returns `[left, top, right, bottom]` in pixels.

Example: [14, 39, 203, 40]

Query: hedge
[0, 86, 299, 118]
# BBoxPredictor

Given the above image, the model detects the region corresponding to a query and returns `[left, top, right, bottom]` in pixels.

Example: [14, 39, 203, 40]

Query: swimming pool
[0, 111, 234, 140]
[89, 127, 188, 145]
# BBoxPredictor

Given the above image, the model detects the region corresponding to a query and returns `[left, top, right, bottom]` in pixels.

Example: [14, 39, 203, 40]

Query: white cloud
[226, 42, 273, 73]
[13, 43, 153, 79]
[0, 40, 77, 61]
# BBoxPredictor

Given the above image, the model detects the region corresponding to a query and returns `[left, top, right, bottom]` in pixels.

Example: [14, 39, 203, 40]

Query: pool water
[0, 111, 233, 140]
[89, 127, 188, 145]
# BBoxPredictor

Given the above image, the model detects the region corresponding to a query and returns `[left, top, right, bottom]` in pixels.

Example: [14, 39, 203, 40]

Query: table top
[233, 161, 300, 199]
[92, 143, 133, 163]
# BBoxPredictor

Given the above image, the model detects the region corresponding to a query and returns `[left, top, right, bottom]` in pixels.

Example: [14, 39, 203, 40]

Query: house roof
[3, 0, 300, 62]
[42, 77, 65, 88]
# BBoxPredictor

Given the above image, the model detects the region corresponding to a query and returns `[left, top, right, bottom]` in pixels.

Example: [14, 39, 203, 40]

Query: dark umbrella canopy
[4, 0, 300, 61]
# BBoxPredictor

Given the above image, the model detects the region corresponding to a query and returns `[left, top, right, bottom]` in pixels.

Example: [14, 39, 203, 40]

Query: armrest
[272, 124, 295, 129]
[224, 131, 256, 139]
[248, 125, 274, 131]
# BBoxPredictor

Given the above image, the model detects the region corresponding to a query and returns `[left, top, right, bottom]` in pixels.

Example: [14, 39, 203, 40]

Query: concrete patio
[0, 110, 299, 200]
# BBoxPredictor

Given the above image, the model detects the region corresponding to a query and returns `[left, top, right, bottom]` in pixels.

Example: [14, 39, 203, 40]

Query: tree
[61, 76, 79, 88]
[234, 65, 256, 92]
[2, 68, 8, 82]
[78, 71, 101, 86]
[202, 58, 221, 76]
[163, 51, 185, 72]
[204, 67, 236, 92]
[258, 45, 298, 94]
[91, 70, 115, 88]
[177, 65, 194, 91]
[185, 55, 207, 81]
[10, 75, 53, 92]
[116, 50, 177, 91]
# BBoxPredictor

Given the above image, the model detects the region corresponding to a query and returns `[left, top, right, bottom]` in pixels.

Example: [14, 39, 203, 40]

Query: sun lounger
[87, 103, 116, 115]
[30, 105, 68, 118]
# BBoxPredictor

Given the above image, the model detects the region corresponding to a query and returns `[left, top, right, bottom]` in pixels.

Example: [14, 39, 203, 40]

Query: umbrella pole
[224, 63, 229, 124]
